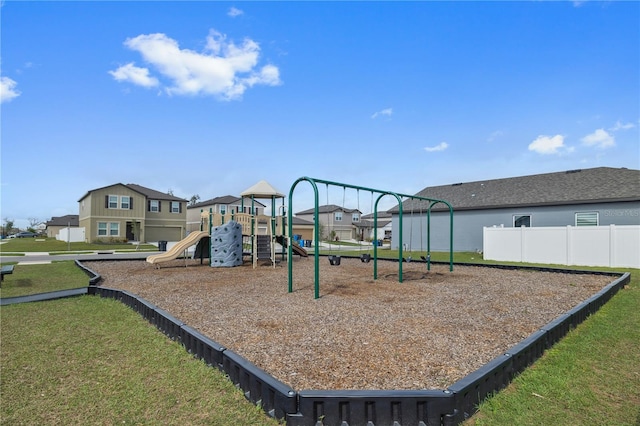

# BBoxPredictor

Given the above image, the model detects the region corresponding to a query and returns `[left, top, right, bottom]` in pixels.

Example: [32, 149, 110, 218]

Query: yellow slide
[146, 231, 209, 265]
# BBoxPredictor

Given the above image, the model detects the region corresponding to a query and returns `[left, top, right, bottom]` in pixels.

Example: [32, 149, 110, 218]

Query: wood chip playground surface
[84, 257, 612, 391]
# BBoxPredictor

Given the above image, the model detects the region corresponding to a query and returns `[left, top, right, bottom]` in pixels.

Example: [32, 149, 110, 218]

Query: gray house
[389, 167, 640, 252]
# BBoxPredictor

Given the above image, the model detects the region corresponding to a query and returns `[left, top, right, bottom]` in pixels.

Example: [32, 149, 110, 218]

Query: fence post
[520, 225, 525, 263]
[566, 225, 573, 266]
[609, 224, 616, 268]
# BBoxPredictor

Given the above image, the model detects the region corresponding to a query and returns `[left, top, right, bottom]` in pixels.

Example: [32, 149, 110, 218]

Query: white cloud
[109, 62, 159, 87]
[110, 30, 281, 100]
[424, 142, 449, 152]
[528, 134, 566, 154]
[581, 128, 615, 149]
[0, 76, 20, 103]
[487, 130, 504, 142]
[228, 7, 244, 17]
[609, 120, 635, 132]
[371, 108, 393, 119]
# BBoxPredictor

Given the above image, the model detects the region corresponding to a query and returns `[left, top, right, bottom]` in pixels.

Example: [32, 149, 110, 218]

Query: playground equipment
[146, 180, 307, 268]
[288, 177, 454, 299]
[146, 231, 209, 267]
[210, 221, 243, 267]
[198, 180, 307, 268]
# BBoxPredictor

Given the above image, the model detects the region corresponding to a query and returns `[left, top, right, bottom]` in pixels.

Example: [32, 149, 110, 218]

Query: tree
[167, 188, 174, 196]
[2, 218, 14, 237]
[188, 194, 201, 206]
[317, 222, 325, 241]
[28, 217, 43, 228]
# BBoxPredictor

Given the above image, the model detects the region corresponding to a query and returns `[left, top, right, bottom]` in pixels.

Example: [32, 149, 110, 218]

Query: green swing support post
[288, 177, 453, 299]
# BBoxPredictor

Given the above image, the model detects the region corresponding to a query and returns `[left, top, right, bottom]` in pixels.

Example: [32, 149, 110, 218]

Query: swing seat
[360, 254, 371, 263]
[328, 255, 341, 265]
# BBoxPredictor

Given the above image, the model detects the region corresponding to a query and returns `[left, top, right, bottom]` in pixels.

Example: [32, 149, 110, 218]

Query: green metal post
[427, 206, 431, 271]
[288, 177, 320, 298]
[208, 208, 213, 264]
[288, 177, 451, 298]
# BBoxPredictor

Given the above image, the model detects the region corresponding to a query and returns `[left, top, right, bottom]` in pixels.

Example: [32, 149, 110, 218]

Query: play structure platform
[145, 223, 307, 268]
[146, 231, 209, 265]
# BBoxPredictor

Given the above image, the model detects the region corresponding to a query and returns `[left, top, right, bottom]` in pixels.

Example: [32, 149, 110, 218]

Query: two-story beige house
[78, 183, 187, 243]
[295, 204, 363, 241]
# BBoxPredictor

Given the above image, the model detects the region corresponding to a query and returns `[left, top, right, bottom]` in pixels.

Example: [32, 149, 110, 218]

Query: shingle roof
[291, 216, 314, 226]
[295, 204, 361, 215]
[46, 215, 79, 227]
[125, 184, 187, 201]
[187, 195, 266, 210]
[188, 195, 240, 209]
[362, 211, 392, 219]
[78, 183, 187, 202]
[391, 167, 640, 212]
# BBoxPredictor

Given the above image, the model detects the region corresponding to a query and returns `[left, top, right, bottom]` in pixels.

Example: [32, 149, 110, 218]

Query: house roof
[187, 195, 266, 210]
[46, 215, 79, 227]
[390, 167, 640, 213]
[78, 183, 187, 202]
[241, 180, 285, 198]
[124, 184, 187, 202]
[295, 204, 362, 215]
[362, 211, 392, 220]
[291, 216, 314, 226]
[189, 195, 240, 209]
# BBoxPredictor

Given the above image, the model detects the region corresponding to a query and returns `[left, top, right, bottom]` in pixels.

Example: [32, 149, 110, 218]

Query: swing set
[287, 176, 454, 299]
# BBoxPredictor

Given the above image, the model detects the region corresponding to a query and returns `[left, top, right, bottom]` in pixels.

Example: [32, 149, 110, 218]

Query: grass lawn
[0, 237, 157, 254]
[0, 261, 90, 298]
[0, 296, 280, 426]
[0, 256, 638, 424]
[467, 268, 640, 426]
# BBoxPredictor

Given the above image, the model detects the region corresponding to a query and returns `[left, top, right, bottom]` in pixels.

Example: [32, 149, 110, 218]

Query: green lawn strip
[0, 296, 280, 426]
[468, 271, 640, 426]
[0, 261, 89, 298]
[0, 238, 156, 253]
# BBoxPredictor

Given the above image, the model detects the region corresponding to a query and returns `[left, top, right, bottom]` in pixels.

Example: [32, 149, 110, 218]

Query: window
[149, 200, 160, 212]
[97, 222, 119, 236]
[121, 196, 131, 209]
[220, 205, 226, 215]
[108, 195, 118, 209]
[335, 212, 342, 221]
[576, 212, 598, 226]
[352, 213, 360, 223]
[171, 201, 181, 213]
[514, 215, 531, 227]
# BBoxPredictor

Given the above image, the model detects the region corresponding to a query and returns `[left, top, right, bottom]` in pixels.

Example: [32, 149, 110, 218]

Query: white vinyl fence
[57, 227, 86, 243]
[483, 225, 640, 268]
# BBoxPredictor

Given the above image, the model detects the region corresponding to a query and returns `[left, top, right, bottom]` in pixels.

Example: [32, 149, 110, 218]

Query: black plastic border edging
[446, 271, 630, 423]
[19, 260, 626, 426]
[74, 259, 102, 285]
[0, 287, 87, 306]
[86, 284, 298, 421]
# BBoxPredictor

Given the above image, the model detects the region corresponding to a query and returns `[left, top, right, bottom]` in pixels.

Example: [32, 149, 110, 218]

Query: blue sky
[2, 1, 639, 229]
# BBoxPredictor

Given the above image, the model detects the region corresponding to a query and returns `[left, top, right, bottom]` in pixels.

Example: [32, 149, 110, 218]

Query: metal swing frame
[287, 177, 454, 299]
